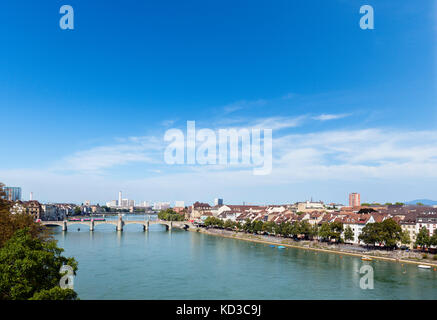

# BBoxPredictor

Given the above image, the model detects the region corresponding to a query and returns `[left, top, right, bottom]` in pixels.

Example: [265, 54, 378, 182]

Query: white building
[153, 202, 170, 211]
[297, 201, 325, 212]
[106, 200, 118, 208]
[416, 214, 437, 237]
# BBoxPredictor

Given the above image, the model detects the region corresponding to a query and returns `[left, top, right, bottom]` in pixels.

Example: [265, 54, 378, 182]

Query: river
[51, 215, 437, 299]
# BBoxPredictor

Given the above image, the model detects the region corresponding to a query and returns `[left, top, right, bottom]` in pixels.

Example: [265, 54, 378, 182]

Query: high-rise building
[3, 187, 22, 201]
[214, 198, 223, 206]
[349, 193, 360, 207]
[118, 191, 122, 207]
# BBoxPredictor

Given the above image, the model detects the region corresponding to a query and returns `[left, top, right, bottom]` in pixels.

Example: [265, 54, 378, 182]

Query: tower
[349, 193, 360, 207]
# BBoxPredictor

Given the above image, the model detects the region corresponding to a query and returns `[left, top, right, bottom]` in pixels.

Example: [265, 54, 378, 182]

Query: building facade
[3, 187, 22, 201]
[349, 193, 360, 207]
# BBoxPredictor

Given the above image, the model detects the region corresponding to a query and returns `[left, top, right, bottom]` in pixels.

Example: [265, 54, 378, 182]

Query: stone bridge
[40, 215, 193, 232]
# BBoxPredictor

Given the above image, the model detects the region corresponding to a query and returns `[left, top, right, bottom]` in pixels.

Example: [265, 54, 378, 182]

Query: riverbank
[190, 227, 437, 267]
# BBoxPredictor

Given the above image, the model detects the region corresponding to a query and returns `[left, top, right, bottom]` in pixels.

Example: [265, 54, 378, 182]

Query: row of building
[186, 201, 437, 247]
[9, 201, 77, 221]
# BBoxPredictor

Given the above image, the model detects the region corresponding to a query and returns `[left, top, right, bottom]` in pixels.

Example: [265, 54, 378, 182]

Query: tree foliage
[359, 218, 402, 248]
[0, 183, 79, 300]
[0, 184, 49, 247]
[0, 229, 78, 300]
[415, 227, 431, 249]
[318, 222, 344, 243]
[158, 208, 184, 221]
[400, 230, 411, 245]
[344, 226, 354, 242]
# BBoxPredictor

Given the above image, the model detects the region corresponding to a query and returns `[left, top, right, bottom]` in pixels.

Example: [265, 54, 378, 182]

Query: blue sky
[1, 0, 436, 205]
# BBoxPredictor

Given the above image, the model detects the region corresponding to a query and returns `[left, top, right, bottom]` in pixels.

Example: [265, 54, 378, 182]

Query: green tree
[359, 222, 383, 246]
[0, 229, 78, 300]
[415, 227, 431, 250]
[0, 184, 49, 247]
[29, 287, 78, 300]
[204, 217, 223, 228]
[309, 224, 319, 240]
[252, 220, 264, 234]
[319, 222, 344, 243]
[223, 220, 235, 230]
[262, 221, 276, 234]
[158, 209, 184, 221]
[318, 223, 332, 242]
[430, 230, 437, 247]
[344, 226, 354, 242]
[74, 206, 82, 216]
[330, 221, 344, 243]
[380, 218, 402, 248]
[298, 221, 312, 240]
[400, 230, 411, 246]
[243, 219, 253, 233]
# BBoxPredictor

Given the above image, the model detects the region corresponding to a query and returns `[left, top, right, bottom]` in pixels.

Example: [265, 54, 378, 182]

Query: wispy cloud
[312, 113, 351, 121]
[222, 99, 267, 114]
[51, 136, 164, 173]
[3, 127, 437, 203]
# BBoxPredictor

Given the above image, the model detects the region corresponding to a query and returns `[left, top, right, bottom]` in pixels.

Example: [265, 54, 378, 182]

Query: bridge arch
[43, 223, 64, 228]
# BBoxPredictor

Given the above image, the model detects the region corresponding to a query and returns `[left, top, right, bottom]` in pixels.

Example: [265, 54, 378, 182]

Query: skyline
[1, 1, 437, 204]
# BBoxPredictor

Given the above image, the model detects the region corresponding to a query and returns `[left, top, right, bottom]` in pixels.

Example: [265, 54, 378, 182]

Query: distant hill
[405, 199, 437, 206]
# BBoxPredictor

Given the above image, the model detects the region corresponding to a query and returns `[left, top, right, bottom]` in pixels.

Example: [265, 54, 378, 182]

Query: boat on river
[361, 256, 373, 261]
[418, 265, 431, 269]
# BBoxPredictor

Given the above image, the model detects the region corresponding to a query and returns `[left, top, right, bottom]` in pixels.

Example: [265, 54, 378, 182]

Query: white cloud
[312, 113, 351, 121]
[3, 120, 437, 204]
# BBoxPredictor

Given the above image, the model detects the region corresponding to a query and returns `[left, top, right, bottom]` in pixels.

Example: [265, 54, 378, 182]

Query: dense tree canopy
[0, 229, 78, 300]
[415, 227, 431, 249]
[158, 208, 185, 221]
[344, 226, 354, 242]
[359, 218, 402, 248]
[0, 183, 79, 300]
[319, 221, 344, 243]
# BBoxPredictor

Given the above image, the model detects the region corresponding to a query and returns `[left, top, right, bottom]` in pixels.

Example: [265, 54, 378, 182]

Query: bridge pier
[168, 221, 173, 231]
[90, 219, 95, 232]
[117, 214, 124, 231]
[62, 220, 68, 231]
[143, 220, 149, 232]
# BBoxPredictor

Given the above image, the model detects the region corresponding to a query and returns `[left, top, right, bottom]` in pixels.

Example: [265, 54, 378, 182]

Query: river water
[51, 215, 437, 299]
